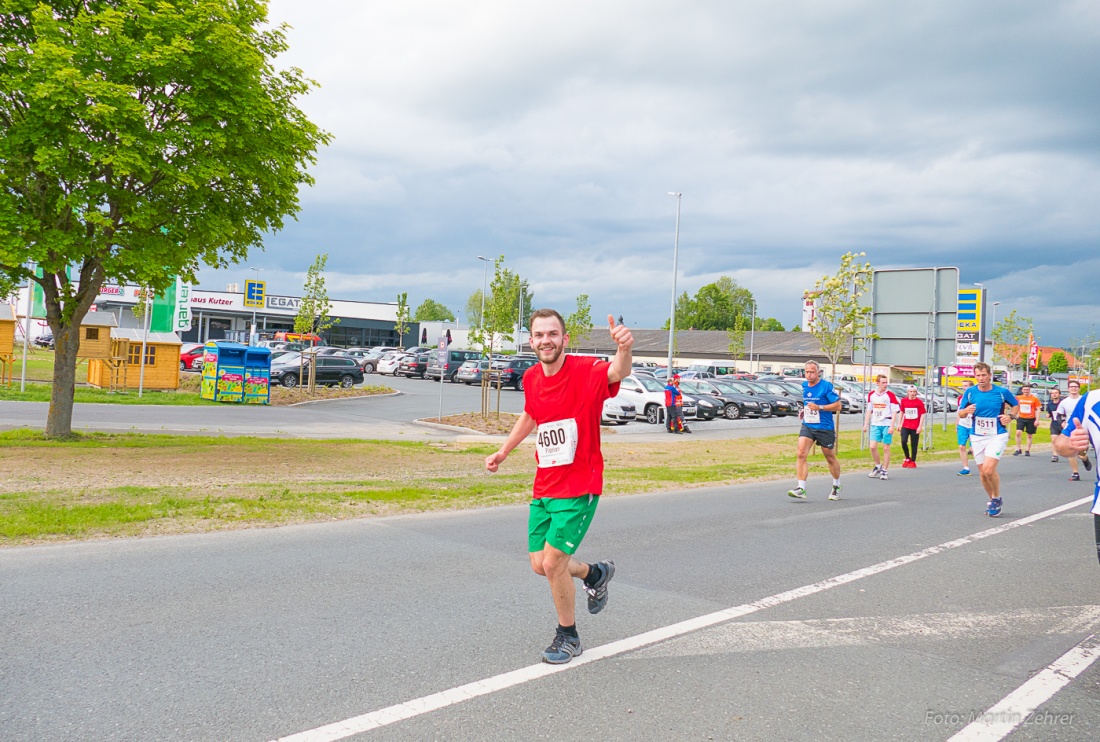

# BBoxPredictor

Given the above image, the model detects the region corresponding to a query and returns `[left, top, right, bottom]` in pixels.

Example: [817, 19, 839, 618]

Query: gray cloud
[199, 0, 1100, 344]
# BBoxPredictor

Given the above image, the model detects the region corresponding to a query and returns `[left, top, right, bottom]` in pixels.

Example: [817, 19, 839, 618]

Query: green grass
[0, 383, 215, 405]
[0, 424, 1059, 544]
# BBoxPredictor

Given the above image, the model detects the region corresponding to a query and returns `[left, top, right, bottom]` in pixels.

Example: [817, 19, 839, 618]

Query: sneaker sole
[586, 560, 615, 615]
[787, 491, 807, 499]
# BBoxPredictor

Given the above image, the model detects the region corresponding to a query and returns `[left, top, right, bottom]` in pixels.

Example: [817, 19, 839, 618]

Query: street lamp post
[666, 192, 681, 376]
[249, 266, 263, 344]
[517, 282, 524, 353]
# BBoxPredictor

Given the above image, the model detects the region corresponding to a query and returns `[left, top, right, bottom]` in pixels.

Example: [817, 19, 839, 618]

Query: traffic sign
[244, 280, 266, 308]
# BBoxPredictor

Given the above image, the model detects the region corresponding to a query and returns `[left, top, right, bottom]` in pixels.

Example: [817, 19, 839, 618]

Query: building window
[128, 345, 157, 366]
[85, 328, 99, 341]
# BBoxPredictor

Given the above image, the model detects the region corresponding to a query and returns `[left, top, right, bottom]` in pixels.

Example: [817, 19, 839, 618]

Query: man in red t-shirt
[486, 309, 633, 664]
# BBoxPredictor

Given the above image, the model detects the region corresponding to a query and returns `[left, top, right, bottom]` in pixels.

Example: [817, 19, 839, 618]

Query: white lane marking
[273, 496, 1091, 742]
[947, 633, 1100, 742]
[637, 606, 1100, 657]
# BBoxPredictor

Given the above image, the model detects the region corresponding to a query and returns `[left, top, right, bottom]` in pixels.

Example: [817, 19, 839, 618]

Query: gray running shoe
[879, 470, 889, 481]
[542, 630, 582, 664]
[828, 485, 842, 501]
[787, 487, 807, 499]
[868, 465, 881, 478]
[585, 560, 615, 615]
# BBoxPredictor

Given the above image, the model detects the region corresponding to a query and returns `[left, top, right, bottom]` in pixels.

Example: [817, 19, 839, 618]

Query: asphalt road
[4, 455, 1099, 741]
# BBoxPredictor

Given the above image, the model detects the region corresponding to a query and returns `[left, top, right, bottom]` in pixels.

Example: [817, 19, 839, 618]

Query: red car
[179, 343, 206, 371]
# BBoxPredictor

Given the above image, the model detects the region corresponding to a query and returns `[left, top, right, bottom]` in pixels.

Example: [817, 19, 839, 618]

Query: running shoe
[910, 461, 918, 468]
[1051, 455, 1059, 463]
[879, 470, 889, 481]
[1082, 456, 1093, 472]
[903, 459, 913, 468]
[1071, 473, 1081, 481]
[542, 629, 582, 664]
[957, 468, 971, 476]
[987, 497, 1002, 517]
[1012, 449, 1022, 456]
[868, 465, 881, 478]
[828, 485, 841, 501]
[787, 487, 807, 499]
[585, 559, 615, 615]
[1024, 451, 1030, 457]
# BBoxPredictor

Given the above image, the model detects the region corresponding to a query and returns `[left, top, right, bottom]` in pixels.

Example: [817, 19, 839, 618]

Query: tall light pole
[666, 192, 681, 376]
[748, 300, 756, 374]
[517, 281, 524, 353]
[249, 266, 263, 343]
[477, 255, 490, 349]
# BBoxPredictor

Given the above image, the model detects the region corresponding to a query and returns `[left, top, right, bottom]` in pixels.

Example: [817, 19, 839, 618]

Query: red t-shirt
[898, 397, 926, 430]
[523, 355, 620, 499]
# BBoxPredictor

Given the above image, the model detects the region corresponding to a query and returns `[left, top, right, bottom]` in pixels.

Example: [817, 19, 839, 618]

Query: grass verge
[0, 425, 1052, 545]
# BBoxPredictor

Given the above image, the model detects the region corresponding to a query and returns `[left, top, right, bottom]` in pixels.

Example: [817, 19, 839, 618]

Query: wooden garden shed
[87, 328, 182, 391]
[77, 313, 118, 360]
[0, 303, 15, 385]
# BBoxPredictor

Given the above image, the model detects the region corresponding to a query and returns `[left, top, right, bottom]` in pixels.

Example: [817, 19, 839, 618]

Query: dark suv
[490, 356, 538, 391]
[397, 349, 434, 378]
[271, 355, 364, 388]
[425, 349, 482, 381]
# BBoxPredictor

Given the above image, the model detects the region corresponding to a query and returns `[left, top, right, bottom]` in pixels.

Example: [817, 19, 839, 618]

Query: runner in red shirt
[486, 310, 633, 664]
[896, 385, 927, 468]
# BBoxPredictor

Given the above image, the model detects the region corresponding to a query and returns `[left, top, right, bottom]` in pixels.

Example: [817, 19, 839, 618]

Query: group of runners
[485, 310, 1100, 665]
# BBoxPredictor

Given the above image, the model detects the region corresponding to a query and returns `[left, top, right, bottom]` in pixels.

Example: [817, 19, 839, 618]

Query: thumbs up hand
[1068, 418, 1091, 453]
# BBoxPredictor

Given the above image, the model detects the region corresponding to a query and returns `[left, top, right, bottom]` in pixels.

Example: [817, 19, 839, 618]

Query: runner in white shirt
[862, 374, 900, 480]
[1056, 380, 1094, 481]
[1053, 389, 1100, 564]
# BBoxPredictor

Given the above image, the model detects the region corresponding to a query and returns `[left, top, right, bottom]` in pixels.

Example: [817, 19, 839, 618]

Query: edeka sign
[265, 295, 301, 313]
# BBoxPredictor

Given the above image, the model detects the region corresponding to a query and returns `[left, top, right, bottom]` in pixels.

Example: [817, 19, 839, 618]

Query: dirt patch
[431, 412, 522, 435]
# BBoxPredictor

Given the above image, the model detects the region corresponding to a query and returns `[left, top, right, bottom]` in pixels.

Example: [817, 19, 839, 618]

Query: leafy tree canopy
[413, 298, 454, 322]
[664, 276, 755, 331]
[0, 0, 329, 435]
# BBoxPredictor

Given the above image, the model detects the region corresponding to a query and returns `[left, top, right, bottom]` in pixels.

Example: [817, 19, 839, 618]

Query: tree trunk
[45, 322, 81, 438]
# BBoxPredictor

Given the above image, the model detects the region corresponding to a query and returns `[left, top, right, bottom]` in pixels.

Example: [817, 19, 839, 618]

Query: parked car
[312, 346, 345, 356]
[684, 392, 721, 420]
[179, 342, 206, 371]
[33, 332, 54, 349]
[678, 370, 716, 380]
[601, 394, 636, 425]
[376, 351, 407, 376]
[338, 348, 385, 373]
[425, 349, 482, 382]
[617, 374, 697, 425]
[681, 379, 770, 419]
[455, 360, 491, 385]
[269, 355, 363, 388]
[397, 349, 434, 378]
[489, 356, 539, 391]
[714, 379, 798, 416]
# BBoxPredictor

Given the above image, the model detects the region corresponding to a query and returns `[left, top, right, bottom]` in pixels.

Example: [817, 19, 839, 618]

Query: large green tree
[1048, 351, 1068, 374]
[413, 298, 454, 322]
[564, 294, 593, 351]
[664, 276, 755, 331]
[0, 0, 329, 436]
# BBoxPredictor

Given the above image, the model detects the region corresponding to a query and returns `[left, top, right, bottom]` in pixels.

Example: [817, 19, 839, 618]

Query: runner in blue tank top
[957, 362, 1019, 517]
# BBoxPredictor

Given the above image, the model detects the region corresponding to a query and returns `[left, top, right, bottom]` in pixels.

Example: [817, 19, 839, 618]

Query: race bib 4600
[536, 418, 579, 468]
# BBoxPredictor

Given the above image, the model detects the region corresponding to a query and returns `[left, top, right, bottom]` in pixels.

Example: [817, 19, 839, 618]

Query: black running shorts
[799, 425, 836, 449]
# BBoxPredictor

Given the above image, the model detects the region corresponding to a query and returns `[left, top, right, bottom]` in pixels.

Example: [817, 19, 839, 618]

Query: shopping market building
[90, 284, 420, 348]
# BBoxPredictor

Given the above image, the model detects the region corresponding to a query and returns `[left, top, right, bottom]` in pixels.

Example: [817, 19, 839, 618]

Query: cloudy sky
[198, 0, 1100, 347]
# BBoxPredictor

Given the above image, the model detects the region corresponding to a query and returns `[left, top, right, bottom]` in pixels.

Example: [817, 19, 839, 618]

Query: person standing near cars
[897, 385, 927, 468]
[485, 310, 631, 665]
[664, 375, 690, 434]
[1046, 387, 1064, 462]
[788, 360, 844, 501]
[863, 374, 900, 480]
[1012, 383, 1042, 457]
